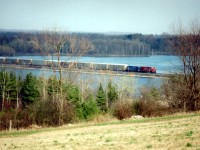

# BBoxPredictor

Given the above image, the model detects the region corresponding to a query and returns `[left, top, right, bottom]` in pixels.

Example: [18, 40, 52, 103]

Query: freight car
[92, 63, 109, 70]
[31, 59, 45, 67]
[76, 62, 92, 70]
[5, 58, 18, 64]
[109, 64, 128, 71]
[18, 59, 32, 65]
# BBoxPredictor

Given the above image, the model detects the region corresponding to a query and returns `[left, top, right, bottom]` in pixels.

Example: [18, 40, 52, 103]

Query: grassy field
[0, 113, 200, 150]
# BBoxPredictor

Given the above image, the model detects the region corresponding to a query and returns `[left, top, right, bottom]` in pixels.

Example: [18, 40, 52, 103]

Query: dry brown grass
[0, 113, 200, 150]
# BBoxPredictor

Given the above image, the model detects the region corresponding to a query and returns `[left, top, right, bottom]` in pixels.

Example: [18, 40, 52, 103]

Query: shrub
[137, 100, 168, 117]
[33, 100, 59, 126]
[81, 95, 100, 120]
[162, 74, 200, 112]
[92, 113, 115, 123]
[15, 108, 34, 129]
[132, 100, 141, 115]
[62, 101, 76, 124]
[74, 95, 100, 120]
[134, 87, 170, 117]
[33, 99, 75, 126]
[112, 100, 133, 120]
[0, 111, 14, 130]
[0, 108, 34, 130]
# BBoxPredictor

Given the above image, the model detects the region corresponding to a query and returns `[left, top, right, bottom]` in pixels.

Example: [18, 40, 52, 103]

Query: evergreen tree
[107, 81, 118, 108]
[82, 94, 100, 119]
[21, 73, 40, 106]
[6, 73, 17, 101]
[96, 83, 107, 112]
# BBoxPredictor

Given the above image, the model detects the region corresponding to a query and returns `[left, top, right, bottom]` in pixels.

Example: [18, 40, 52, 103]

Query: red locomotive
[140, 66, 156, 73]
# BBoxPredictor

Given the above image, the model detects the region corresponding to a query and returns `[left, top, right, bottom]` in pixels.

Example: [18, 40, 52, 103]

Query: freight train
[0, 57, 156, 73]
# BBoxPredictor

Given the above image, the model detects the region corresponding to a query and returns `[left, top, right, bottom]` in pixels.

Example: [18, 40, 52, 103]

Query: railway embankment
[0, 63, 170, 78]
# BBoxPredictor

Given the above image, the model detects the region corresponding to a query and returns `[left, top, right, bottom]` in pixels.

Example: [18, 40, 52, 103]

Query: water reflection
[4, 66, 163, 97]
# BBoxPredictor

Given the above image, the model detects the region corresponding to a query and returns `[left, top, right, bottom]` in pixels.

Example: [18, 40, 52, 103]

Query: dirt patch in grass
[0, 113, 200, 149]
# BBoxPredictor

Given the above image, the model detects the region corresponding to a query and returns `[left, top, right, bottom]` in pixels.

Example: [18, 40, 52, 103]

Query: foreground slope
[0, 113, 200, 150]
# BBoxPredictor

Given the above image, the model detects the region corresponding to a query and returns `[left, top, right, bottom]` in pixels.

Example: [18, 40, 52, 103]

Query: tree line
[0, 31, 172, 56]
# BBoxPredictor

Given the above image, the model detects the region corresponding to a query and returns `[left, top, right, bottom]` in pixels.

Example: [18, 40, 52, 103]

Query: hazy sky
[0, 0, 199, 34]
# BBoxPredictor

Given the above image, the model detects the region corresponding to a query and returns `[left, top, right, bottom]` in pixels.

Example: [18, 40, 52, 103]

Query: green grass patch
[186, 143, 192, 147]
[105, 138, 112, 142]
[146, 145, 153, 148]
[185, 131, 193, 137]
[53, 140, 59, 145]
[129, 138, 137, 144]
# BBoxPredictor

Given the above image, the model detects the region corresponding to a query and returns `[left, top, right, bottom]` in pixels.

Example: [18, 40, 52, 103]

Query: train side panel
[5, 58, 18, 64]
[140, 66, 156, 73]
[109, 64, 127, 71]
[18, 59, 32, 65]
[76, 62, 91, 70]
[92, 63, 109, 70]
[32, 60, 45, 67]
[126, 66, 140, 72]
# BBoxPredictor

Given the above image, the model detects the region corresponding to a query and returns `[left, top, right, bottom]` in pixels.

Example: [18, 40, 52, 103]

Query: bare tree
[0, 69, 7, 111]
[171, 18, 200, 111]
[36, 28, 92, 125]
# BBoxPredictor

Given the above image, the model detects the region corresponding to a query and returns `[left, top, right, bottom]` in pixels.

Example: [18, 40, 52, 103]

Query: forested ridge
[0, 31, 172, 56]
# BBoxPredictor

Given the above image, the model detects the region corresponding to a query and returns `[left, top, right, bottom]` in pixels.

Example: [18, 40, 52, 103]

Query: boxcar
[18, 59, 32, 65]
[76, 62, 91, 70]
[32, 60, 45, 67]
[5, 58, 18, 64]
[109, 64, 127, 71]
[92, 63, 109, 70]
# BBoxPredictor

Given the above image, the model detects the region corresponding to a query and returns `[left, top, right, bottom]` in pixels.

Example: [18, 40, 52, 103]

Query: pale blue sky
[0, 0, 199, 34]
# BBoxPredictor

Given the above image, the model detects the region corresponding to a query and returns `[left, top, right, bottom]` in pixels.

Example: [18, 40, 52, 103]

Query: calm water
[5, 67, 163, 97]
[4, 55, 181, 97]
